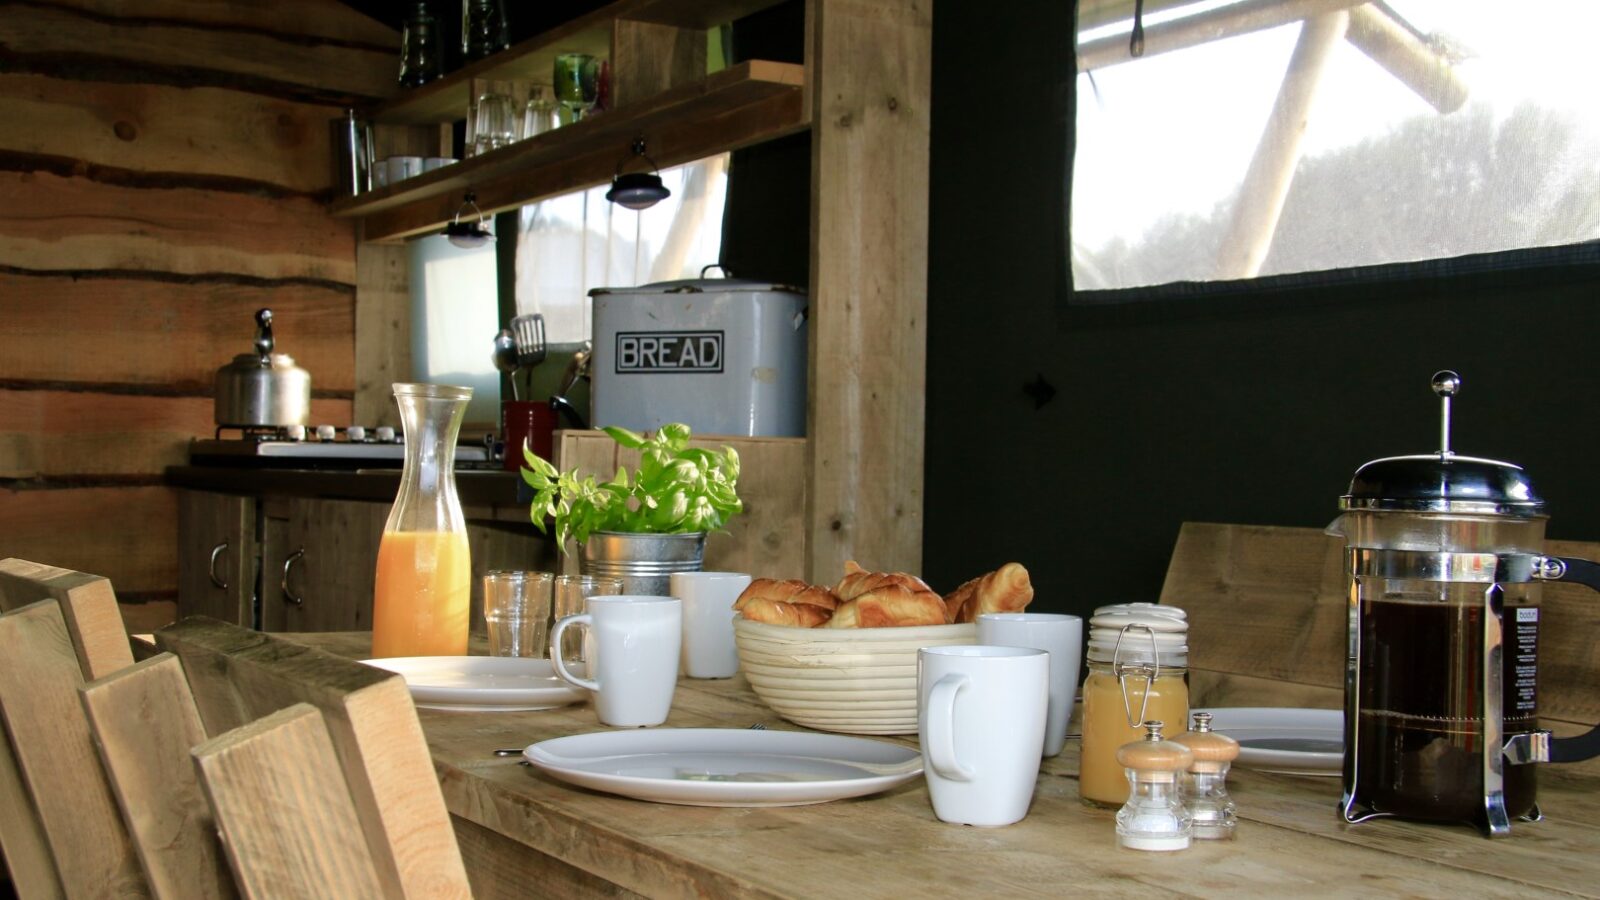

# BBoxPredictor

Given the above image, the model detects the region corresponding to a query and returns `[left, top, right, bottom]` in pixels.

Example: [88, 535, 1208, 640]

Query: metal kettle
[1330, 371, 1600, 837]
[213, 308, 312, 429]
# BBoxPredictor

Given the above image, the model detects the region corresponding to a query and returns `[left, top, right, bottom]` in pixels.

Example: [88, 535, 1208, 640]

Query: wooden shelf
[334, 60, 806, 242]
[371, 0, 794, 126]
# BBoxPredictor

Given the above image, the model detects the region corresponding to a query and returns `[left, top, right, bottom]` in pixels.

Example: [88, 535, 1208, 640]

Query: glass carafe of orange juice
[372, 383, 473, 658]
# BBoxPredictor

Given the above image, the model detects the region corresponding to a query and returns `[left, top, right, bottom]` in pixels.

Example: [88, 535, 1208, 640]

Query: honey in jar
[1078, 603, 1189, 807]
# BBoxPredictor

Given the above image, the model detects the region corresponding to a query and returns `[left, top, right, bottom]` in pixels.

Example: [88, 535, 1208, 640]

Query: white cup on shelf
[977, 612, 1083, 757]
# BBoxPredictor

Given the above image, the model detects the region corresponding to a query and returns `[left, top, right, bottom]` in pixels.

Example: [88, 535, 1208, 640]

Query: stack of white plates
[733, 618, 976, 734]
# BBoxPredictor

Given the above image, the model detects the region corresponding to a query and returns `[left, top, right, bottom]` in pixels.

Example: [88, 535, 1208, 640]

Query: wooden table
[285, 632, 1599, 899]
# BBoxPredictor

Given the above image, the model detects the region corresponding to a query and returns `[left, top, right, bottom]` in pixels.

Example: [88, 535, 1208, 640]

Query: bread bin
[589, 275, 806, 437]
[214, 308, 311, 428]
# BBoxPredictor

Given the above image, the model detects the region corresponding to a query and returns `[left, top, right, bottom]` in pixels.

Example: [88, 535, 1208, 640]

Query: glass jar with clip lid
[1079, 602, 1190, 807]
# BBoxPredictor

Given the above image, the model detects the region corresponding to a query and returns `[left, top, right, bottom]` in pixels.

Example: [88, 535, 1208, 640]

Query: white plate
[522, 728, 923, 807]
[362, 656, 585, 711]
[1197, 707, 1343, 776]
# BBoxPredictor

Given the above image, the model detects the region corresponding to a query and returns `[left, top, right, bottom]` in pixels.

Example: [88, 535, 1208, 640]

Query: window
[1072, 1, 1600, 295]
[515, 154, 729, 347]
[408, 224, 500, 425]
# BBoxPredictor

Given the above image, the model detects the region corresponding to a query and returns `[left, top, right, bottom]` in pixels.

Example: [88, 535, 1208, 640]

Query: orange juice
[372, 530, 471, 658]
[1079, 667, 1189, 806]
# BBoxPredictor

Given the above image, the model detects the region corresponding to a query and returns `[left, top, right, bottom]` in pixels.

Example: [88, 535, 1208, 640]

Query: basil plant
[521, 423, 743, 552]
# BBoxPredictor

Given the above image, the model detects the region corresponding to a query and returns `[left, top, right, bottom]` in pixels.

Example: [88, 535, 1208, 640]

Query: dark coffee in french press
[1333, 371, 1600, 836]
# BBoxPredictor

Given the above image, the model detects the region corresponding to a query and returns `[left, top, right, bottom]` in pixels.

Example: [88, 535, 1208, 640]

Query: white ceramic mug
[977, 612, 1083, 757]
[918, 645, 1049, 827]
[550, 595, 681, 727]
[669, 571, 751, 679]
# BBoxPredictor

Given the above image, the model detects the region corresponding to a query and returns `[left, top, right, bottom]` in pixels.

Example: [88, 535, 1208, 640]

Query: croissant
[734, 578, 839, 627]
[827, 584, 950, 628]
[827, 562, 949, 628]
[835, 560, 938, 601]
[944, 562, 1034, 623]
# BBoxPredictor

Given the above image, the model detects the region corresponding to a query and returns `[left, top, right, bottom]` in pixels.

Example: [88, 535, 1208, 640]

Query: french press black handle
[1540, 557, 1600, 763]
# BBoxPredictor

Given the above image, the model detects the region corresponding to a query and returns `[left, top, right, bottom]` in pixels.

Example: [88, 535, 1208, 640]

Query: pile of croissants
[733, 561, 1033, 628]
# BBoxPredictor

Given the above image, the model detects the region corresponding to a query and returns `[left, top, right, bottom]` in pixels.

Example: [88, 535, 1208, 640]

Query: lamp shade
[606, 171, 670, 210]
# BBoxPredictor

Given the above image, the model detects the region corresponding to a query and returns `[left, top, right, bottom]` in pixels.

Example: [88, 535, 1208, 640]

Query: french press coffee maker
[1333, 371, 1600, 836]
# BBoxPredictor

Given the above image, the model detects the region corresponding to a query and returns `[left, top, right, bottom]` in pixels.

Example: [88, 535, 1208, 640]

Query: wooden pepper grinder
[1114, 720, 1194, 851]
[1177, 712, 1240, 840]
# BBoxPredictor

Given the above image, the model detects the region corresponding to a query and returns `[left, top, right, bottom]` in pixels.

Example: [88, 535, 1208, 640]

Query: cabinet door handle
[281, 548, 305, 606]
[208, 541, 229, 589]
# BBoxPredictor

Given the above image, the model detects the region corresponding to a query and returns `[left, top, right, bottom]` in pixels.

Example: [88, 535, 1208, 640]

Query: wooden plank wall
[0, 0, 398, 630]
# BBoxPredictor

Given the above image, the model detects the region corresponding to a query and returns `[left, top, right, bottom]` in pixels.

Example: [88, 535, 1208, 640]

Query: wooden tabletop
[283, 632, 1599, 899]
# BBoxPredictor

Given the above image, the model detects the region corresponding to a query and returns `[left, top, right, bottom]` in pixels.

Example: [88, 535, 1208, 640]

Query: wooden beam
[805, 0, 931, 581]
[1215, 12, 1348, 280]
[1346, 2, 1468, 114]
[1076, 0, 1365, 71]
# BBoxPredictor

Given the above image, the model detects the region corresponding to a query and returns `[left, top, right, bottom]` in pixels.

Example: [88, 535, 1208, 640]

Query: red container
[502, 401, 555, 471]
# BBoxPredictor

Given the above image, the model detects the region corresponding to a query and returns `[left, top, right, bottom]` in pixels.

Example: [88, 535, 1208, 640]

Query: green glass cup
[552, 52, 599, 124]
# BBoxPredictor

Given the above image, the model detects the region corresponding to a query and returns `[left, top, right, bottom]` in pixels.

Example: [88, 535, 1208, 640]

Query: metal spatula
[509, 313, 547, 369]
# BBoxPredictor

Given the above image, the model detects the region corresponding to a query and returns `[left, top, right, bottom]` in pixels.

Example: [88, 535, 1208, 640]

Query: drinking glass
[552, 574, 623, 662]
[521, 85, 558, 139]
[482, 570, 553, 658]
[472, 89, 517, 155]
[552, 53, 599, 125]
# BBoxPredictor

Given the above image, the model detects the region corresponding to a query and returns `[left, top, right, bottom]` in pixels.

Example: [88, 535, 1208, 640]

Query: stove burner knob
[346, 426, 366, 442]
[284, 424, 306, 441]
[375, 426, 397, 443]
[315, 424, 337, 442]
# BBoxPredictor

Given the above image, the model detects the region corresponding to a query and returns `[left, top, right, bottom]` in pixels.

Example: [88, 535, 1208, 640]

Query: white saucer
[362, 656, 585, 711]
[1197, 707, 1343, 776]
[522, 728, 923, 806]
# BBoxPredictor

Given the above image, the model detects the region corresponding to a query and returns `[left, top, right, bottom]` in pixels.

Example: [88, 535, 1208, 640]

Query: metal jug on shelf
[1330, 370, 1600, 836]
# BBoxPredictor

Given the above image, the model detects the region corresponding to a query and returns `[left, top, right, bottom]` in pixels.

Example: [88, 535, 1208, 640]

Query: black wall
[923, 1, 1600, 619]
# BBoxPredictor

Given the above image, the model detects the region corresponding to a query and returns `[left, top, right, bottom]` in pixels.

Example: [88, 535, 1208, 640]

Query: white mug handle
[926, 673, 974, 782]
[549, 614, 599, 692]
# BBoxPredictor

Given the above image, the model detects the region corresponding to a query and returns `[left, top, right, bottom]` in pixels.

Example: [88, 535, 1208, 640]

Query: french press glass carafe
[1333, 371, 1600, 836]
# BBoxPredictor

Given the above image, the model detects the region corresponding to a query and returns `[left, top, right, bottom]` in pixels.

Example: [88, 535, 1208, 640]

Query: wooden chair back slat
[192, 704, 387, 900]
[157, 617, 471, 899]
[0, 601, 146, 898]
[0, 558, 134, 679]
[81, 654, 236, 900]
[0, 732, 62, 899]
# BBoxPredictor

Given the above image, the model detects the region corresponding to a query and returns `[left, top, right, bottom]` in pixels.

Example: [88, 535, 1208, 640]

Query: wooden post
[1215, 11, 1349, 280]
[611, 20, 707, 109]
[805, 0, 933, 582]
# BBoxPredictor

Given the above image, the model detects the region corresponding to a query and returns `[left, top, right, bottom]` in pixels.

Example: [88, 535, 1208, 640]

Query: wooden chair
[0, 559, 144, 898]
[80, 655, 235, 899]
[191, 703, 387, 899]
[156, 617, 472, 899]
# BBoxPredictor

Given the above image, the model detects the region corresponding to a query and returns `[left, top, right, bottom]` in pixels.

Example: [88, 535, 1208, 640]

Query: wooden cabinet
[260, 497, 388, 633]
[176, 489, 256, 626]
[180, 486, 552, 634]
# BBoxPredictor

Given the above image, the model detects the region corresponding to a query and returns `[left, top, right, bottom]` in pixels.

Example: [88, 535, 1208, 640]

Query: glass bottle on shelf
[398, 1, 442, 88]
[1079, 602, 1190, 807]
[462, 0, 506, 62]
[371, 383, 473, 658]
[1115, 720, 1195, 852]
[1176, 711, 1240, 839]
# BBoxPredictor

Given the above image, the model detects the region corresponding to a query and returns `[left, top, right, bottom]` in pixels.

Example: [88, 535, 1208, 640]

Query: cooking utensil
[213, 308, 311, 429]
[1331, 370, 1600, 837]
[509, 313, 546, 369]
[491, 328, 519, 400]
[549, 343, 590, 429]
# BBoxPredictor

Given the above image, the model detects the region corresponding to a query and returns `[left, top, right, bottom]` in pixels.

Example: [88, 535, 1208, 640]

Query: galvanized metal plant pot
[579, 531, 706, 596]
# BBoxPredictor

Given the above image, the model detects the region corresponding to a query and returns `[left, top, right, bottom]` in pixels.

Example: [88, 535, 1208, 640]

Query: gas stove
[189, 425, 492, 469]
